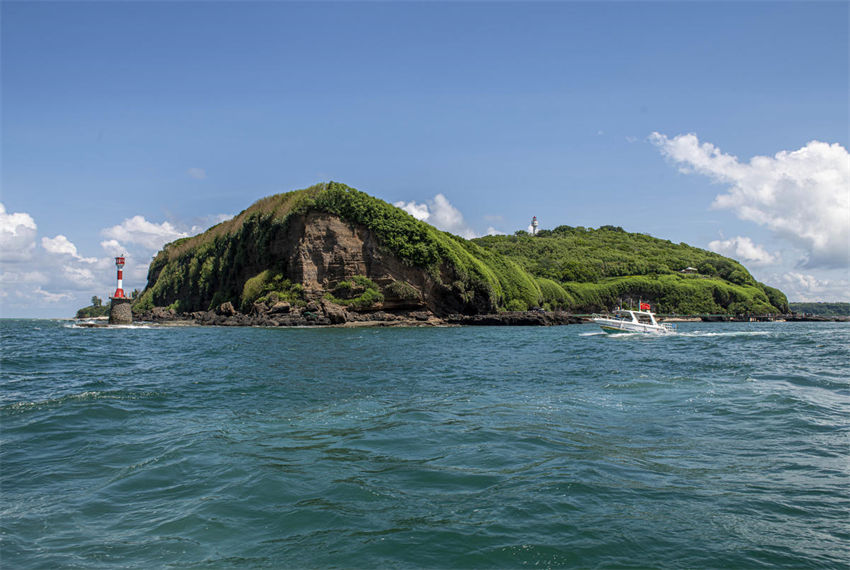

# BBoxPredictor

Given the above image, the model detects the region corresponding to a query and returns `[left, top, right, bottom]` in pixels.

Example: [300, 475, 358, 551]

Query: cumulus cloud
[779, 272, 850, 302]
[708, 236, 779, 266]
[187, 167, 207, 180]
[0, 203, 38, 262]
[650, 133, 850, 269]
[102, 216, 188, 250]
[395, 200, 430, 221]
[41, 235, 97, 263]
[394, 194, 477, 239]
[486, 227, 505, 236]
[100, 239, 126, 255]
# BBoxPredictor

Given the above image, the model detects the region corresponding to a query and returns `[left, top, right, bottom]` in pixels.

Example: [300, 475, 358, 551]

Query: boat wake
[66, 323, 156, 330]
[677, 331, 771, 338]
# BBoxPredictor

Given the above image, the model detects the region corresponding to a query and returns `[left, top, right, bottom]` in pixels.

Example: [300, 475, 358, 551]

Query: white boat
[592, 308, 675, 335]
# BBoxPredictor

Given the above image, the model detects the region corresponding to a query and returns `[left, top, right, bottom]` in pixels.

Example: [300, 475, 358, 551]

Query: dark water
[2, 320, 848, 568]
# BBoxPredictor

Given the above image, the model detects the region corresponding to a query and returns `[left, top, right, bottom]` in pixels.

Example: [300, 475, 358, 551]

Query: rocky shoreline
[135, 299, 585, 327]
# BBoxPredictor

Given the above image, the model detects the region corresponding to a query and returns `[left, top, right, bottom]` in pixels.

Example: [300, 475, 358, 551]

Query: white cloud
[486, 227, 505, 236]
[650, 133, 850, 269]
[187, 167, 207, 180]
[41, 235, 77, 256]
[0, 203, 38, 262]
[102, 216, 188, 251]
[33, 287, 72, 303]
[100, 239, 126, 255]
[0, 270, 47, 284]
[394, 200, 430, 221]
[708, 236, 779, 266]
[394, 194, 477, 239]
[62, 265, 97, 289]
[779, 272, 850, 302]
[41, 235, 97, 263]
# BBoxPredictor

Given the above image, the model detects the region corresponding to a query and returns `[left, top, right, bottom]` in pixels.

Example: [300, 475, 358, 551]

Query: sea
[1, 319, 848, 569]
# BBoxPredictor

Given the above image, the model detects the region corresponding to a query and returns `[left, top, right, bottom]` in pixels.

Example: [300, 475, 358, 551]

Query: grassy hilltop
[134, 182, 787, 316]
[473, 228, 788, 314]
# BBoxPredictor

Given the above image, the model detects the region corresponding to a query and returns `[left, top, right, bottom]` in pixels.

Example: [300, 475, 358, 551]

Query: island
[124, 182, 788, 326]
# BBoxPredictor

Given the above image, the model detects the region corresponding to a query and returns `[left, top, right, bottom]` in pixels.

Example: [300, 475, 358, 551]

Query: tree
[91, 296, 102, 307]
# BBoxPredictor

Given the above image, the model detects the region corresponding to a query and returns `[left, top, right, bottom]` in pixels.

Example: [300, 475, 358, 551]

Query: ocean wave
[1, 389, 167, 415]
[676, 330, 772, 338]
[65, 323, 157, 329]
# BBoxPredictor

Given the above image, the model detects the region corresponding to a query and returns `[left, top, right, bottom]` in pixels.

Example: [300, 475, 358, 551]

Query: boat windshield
[611, 310, 656, 325]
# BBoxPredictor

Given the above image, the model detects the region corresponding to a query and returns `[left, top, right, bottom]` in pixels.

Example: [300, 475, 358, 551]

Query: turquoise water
[2, 320, 848, 568]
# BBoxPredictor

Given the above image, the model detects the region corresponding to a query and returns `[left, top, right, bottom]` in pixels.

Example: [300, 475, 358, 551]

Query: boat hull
[593, 319, 673, 335]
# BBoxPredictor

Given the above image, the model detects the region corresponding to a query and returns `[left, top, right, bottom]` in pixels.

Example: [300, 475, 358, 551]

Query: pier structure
[109, 256, 133, 325]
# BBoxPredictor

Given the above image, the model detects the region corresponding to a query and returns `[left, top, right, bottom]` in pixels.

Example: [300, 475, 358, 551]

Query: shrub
[536, 277, 573, 309]
[241, 270, 272, 311]
[385, 280, 420, 301]
[325, 274, 384, 310]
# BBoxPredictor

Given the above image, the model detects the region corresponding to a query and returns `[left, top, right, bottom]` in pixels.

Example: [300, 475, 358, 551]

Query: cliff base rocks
[137, 300, 581, 327]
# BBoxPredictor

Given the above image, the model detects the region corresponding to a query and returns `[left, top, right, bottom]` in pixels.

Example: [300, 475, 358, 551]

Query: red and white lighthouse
[113, 256, 126, 298]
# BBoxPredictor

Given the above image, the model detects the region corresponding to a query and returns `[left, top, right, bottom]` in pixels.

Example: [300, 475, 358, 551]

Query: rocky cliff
[134, 183, 515, 321]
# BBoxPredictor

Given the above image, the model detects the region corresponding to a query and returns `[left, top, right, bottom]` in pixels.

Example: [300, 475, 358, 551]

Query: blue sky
[2, 1, 848, 318]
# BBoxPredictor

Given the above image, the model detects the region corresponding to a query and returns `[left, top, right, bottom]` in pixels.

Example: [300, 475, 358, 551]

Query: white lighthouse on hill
[531, 216, 539, 235]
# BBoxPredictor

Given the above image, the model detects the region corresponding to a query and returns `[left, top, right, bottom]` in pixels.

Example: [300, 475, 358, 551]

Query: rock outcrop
[136, 300, 578, 327]
[283, 212, 448, 313]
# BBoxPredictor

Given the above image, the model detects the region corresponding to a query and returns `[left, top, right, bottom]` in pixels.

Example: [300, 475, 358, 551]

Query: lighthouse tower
[113, 256, 126, 298]
[531, 216, 539, 235]
[108, 256, 133, 324]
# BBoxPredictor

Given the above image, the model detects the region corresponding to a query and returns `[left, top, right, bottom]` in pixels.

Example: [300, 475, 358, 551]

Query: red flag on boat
[640, 302, 651, 310]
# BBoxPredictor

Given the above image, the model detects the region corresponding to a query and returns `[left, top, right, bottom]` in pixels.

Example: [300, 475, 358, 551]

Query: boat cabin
[613, 309, 660, 326]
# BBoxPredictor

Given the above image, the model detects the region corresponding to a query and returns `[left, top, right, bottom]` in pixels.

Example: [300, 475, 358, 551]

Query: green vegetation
[535, 277, 574, 311]
[789, 302, 850, 316]
[325, 275, 384, 310]
[385, 280, 421, 301]
[75, 296, 109, 318]
[240, 270, 306, 312]
[134, 182, 789, 316]
[473, 227, 788, 314]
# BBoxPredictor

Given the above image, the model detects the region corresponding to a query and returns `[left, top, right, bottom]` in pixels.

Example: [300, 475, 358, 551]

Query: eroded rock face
[282, 212, 450, 312]
[143, 210, 494, 321]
